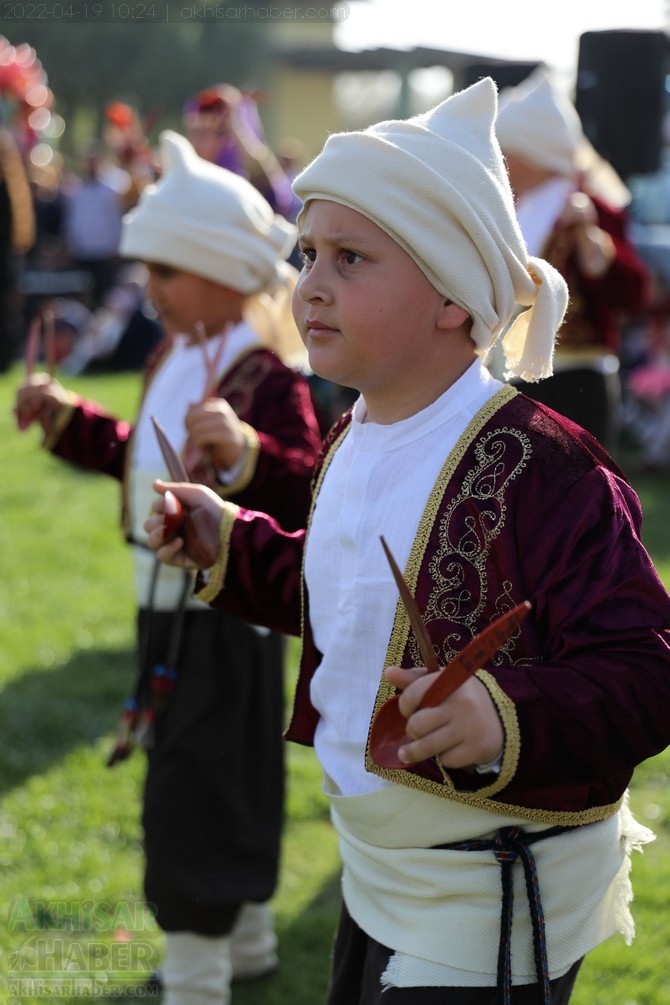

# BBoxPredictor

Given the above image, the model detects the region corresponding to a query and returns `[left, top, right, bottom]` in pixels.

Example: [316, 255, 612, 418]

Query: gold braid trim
[216, 422, 260, 497]
[433, 670, 520, 798]
[194, 501, 239, 605]
[372, 760, 625, 827]
[473, 669, 520, 792]
[298, 423, 352, 662]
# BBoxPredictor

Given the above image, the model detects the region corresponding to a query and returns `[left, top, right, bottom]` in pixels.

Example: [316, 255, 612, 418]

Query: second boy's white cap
[293, 77, 568, 381]
[121, 130, 297, 295]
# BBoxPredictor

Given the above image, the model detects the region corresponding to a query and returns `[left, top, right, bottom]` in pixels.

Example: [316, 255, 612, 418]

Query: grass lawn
[1, 364, 669, 1005]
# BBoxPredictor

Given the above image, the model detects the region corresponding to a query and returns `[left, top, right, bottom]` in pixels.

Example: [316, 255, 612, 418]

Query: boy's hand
[14, 374, 71, 432]
[184, 398, 247, 471]
[144, 480, 226, 569]
[558, 192, 615, 278]
[384, 665, 504, 770]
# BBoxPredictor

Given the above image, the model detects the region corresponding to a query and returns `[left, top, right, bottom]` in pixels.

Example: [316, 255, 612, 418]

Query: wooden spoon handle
[380, 536, 439, 673]
[421, 601, 531, 708]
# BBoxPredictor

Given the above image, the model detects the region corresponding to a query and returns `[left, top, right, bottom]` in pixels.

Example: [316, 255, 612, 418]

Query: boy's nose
[296, 263, 331, 303]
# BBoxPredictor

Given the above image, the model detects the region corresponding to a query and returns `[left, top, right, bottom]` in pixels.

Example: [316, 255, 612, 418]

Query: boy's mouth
[306, 319, 336, 334]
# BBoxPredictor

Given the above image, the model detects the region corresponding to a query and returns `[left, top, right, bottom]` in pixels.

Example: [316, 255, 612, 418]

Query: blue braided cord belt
[435, 825, 575, 1005]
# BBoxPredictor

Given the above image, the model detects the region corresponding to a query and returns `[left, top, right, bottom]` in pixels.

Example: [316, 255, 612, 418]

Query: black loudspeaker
[575, 30, 668, 179]
[463, 61, 541, 91]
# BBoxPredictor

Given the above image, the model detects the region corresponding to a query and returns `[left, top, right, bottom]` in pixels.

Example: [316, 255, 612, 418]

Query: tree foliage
[1, 22, 273, 153]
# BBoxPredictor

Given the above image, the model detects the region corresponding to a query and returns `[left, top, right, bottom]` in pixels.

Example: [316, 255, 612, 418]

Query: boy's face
[146, 263, 242, 338]
[501, 150, 555, 200]
[186, 125, 226, 165]
[293, 200, 471, 422]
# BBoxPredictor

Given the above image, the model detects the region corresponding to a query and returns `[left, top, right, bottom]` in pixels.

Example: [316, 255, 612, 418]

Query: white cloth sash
[325, 777, 653, 987]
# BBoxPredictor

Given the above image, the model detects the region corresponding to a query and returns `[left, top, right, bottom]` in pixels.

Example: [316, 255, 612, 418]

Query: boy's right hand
[144, 480, 225, 570]
[384, 665, 504, 771]
[14, 374, 71, 433]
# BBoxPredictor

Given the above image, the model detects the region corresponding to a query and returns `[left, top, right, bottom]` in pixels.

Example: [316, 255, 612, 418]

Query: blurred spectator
[32, 296, 94, 367]
[0, 126, 35, 371]
[494, 67, 653, 453]
[619, 287, 670, 472]
[276, 136, 307, 223]
[26, 157, 68, 270]
[44, 264, 162, 376]
[62, 142, 125, 308]
[104, 101, 159, 211]
[182, 84, 295, 219]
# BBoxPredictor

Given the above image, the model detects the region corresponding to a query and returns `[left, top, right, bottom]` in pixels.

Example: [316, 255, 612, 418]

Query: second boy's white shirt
[130, 322, 259, 610]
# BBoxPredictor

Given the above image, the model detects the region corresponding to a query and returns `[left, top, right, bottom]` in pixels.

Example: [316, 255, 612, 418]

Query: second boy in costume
[15, 131, 322, 1005]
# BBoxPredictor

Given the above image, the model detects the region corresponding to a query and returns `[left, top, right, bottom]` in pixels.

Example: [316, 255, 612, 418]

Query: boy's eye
[296, 247, 363, 267]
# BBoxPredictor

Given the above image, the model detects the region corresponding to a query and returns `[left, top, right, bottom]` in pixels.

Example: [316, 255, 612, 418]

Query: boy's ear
[437, 299, 471, 330]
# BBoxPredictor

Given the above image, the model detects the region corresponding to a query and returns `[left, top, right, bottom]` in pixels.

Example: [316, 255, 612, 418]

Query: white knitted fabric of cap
[293, 77, 568, 382]
[120, 130, 297, 295]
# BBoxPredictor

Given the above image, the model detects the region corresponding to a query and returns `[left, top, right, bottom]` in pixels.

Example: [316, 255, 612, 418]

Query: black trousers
[138, 607, 286, 936]
[327, 902, 583, 1005]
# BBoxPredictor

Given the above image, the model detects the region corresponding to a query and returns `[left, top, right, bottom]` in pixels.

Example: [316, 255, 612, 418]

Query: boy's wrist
[474, 748, 504, 775]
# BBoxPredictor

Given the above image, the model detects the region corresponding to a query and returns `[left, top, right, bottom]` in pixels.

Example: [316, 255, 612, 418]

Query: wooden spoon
[369, 536, 531, 769]
[151, 415, 221, 568]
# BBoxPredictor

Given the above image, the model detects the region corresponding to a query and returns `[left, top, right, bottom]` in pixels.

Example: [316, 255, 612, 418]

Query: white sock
[161, 931, 232, 1005]
[230, 902, 278, 979]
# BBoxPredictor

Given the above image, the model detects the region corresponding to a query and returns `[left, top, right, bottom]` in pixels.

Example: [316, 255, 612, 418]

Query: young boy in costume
[15, 130, 322, 1005]
[143, 80, 670, 1004]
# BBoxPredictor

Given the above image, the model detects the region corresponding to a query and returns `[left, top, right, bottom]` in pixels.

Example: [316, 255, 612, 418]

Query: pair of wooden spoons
[370, 536, 530, 769]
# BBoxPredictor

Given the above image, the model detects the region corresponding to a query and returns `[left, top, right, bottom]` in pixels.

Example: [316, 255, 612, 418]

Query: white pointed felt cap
[293, 77, 568, 381]
[121, 130, 297, 295]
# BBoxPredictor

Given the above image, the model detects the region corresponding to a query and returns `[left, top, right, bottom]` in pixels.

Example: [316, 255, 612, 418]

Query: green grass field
[1, 365, 669, 1005]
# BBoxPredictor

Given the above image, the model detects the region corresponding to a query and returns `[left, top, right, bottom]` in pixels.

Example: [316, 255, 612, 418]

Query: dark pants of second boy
[139, 607, 286, 935]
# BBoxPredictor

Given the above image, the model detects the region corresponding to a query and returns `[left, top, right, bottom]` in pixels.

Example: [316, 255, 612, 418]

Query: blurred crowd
[3, 41, 670, 466]
[2, 63, 359, 431]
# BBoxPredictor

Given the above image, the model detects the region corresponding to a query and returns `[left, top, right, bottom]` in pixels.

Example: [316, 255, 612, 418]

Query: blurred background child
[15, 129, 322, 1005]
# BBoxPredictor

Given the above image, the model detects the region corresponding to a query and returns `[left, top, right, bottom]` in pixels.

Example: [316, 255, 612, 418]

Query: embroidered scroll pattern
[412, 426, 532, 670]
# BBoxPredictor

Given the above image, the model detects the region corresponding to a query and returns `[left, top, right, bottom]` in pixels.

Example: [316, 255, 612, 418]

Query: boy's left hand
[144, 480, 225, 569]
[384, 665, 504, 770]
